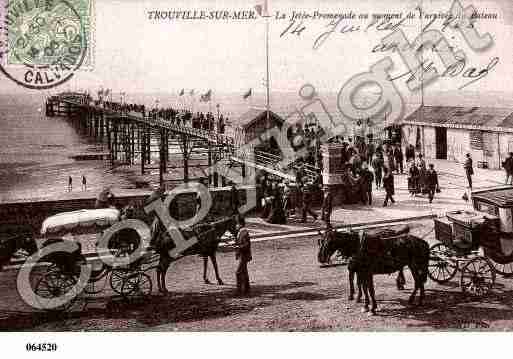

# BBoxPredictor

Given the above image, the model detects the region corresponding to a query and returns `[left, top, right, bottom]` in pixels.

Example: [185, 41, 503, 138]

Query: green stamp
[0, 0, 95, 89]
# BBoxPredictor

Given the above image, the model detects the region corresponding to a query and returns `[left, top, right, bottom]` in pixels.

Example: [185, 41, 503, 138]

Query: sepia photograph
[1, 0, 513, 355]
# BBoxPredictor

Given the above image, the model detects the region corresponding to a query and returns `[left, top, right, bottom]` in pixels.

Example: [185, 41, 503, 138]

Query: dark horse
[318, 226, 429, 314]
[0, 232, 38, 270]
[151, 215, 238, 293]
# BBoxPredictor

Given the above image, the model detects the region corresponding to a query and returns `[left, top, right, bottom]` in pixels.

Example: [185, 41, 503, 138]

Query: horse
[0, 232, 38, 270]
[151, 215, 238, 293]
[318, 226, 429, 314]
[318, 226, 408, 294]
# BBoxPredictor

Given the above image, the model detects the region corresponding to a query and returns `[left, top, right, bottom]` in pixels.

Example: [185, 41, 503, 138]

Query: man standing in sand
[234, 217, 252, 296]
[82, 175, 87, 191]
[68, 176, 72, 192]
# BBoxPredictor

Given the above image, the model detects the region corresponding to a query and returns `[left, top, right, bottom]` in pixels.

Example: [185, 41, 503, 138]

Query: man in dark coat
[425, 163, 439, 203]
[393, 145, 404, 174]
[371, 153, 384, 188]
[321, 186, 333, 226]
[267, 184, 287, 224]
[383, 167, 395, 206]
[366, 141, 375, 165]
[234, 218, 252, 296]
[360, 162, 374, 205]
[405, 144, 415, 163]
[230, 183, 240, 216]
[503, 152, 513, 185]
[463, 153, 473, 189]
[301, 180, 318, 223]
[408, 162, 420, 196]
[295, 163, 305, 188]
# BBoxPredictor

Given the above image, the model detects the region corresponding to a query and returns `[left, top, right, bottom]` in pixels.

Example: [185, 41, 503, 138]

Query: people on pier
[98, 99, 228, 134]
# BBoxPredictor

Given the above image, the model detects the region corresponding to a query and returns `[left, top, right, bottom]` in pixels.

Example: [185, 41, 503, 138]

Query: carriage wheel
[34, 271, 78, 312]
[488, 259, 513, 277]
[460, 257, 496, 296]
[428, 243, 458, 284]
[109, 268, 132, 295]
[120, 273, 152, 298]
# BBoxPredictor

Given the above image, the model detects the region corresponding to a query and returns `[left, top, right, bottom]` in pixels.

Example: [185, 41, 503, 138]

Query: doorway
[435, 127, 447, 159]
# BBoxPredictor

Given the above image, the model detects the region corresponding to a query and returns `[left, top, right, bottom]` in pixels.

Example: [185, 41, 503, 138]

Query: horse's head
[19, 235, 38, 255]
[317, 229, 357, 264]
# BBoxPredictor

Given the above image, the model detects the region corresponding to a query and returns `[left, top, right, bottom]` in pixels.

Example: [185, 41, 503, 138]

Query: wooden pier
[45, 92, 244, 189]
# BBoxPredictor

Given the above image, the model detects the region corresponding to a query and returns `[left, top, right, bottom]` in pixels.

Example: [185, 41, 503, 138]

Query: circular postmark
[0, 0, 87, 90]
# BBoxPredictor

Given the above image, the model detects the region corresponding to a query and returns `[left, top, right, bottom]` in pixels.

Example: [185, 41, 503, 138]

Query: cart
[33, 209, 155, 311]
[428, 187, 513, 296]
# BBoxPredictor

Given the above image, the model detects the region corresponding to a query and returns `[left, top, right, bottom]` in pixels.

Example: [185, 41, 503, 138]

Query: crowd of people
[255, 137, 448, 226]
[96, 100, 227, 134]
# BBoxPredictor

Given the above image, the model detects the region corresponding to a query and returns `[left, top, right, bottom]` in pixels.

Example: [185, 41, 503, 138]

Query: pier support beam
[140, 126, 145, 175]
[106, 118, 111, 150]
[181, 134, 189, 183]
[146, 127, 151, 165]
[159, 129, 166, 188]
[208, 144, 212, 186]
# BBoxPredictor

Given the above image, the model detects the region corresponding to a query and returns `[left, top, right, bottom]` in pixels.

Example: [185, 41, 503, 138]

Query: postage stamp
[0, 0, 94, 89]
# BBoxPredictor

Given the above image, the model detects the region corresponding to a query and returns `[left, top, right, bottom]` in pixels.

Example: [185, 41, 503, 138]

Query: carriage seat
[364, 225, 410, 240]
[358, 225, 411, 259]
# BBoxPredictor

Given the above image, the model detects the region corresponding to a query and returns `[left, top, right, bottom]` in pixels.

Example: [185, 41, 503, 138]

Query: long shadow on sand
[0, 281, 340, 330]
[374, 285, 513, 330]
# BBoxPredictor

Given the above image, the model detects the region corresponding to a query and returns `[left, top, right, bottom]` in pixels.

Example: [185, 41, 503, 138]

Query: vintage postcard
[1, 0, 513, 351]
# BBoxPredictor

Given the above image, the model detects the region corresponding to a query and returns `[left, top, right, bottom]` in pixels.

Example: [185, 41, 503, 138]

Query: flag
[200, 89, 212, 102]
[179, 88, 185, 96]
[189, 89, 195, 96]
[243, 88, 252, 99]
[255, 0, 269, 17]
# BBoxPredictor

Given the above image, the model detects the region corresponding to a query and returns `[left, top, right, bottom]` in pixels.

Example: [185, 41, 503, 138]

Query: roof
[402, 106, 513, 131]
[472, 186, 513, 207]
[237, 108, 284, 129]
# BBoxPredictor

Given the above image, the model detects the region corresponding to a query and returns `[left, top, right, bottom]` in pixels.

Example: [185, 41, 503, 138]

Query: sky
[1, 0, 512, 106]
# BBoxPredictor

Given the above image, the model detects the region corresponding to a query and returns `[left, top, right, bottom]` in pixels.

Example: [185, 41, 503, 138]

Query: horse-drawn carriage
[32, 208, 156, 311]
[1, 200, 239, 312]
[429, 186, 513, 296]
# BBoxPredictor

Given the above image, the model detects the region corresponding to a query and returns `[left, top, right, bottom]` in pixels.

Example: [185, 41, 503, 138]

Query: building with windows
[401, 106, 513, 169]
